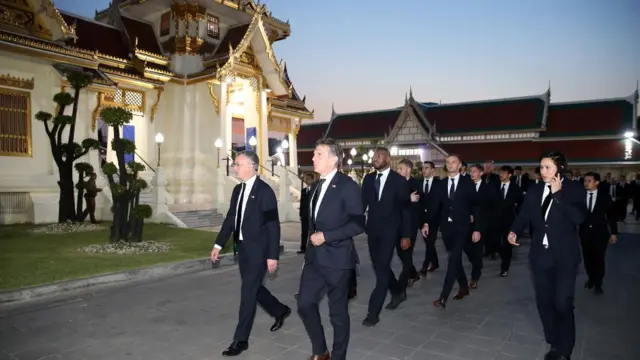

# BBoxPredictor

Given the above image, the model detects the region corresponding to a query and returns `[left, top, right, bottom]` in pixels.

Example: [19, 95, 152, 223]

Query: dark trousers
[367, 234, 400, 317]
[297, 262, 352, 360]
[463, 234, 483, 281]
[615, 199, 627, 221]
[234, 247, 287, 341]
[350, 268, 357, 289]
[422, 223, 440, 269]
[300, 218, 309, 251]
[395, 228, 418, 290]
[580, 234, 609, 287]
[499, 228, 514, 272]
[530, 261, 578, 358]
[484, 224, 500, 256]
[440, 224, 469, 300]
[82, 195, 97, 223]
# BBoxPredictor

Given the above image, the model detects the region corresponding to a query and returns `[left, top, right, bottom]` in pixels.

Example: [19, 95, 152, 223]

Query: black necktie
[588, 192, 593, 212]
[449, 178, 455, 199]
[234, 183, 246, 243]
[311, 179, 326, 227]
[541, 185, 552, 219]
[501, 184, 506, 199]
[424, 179, 429, 194]
[374, 173, 383, 200]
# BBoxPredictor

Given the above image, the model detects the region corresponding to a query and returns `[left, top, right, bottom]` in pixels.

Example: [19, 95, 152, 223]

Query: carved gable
[387, 106, 427, 144]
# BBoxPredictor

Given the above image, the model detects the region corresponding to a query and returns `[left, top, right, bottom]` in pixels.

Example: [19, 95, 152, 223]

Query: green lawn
[0, 223, 232, 291]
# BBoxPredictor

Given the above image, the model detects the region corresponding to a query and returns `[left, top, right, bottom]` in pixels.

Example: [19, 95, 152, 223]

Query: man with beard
[422, 154, 482, 309]
[361, 147, 412, 326]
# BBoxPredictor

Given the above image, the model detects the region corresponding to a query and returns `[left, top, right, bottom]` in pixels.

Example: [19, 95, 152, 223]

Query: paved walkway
[1, 222, 639, 360]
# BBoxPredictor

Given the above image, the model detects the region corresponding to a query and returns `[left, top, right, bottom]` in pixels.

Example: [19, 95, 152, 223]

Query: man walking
[297, 138, 365, 360]
[210, 151, 291, 357]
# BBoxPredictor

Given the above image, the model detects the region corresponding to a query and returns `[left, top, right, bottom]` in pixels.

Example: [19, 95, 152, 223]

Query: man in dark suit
[361, 147, 412, 326]
[422, 154, 482, 309]
[298, 173, 315, 254]
[633, 174, 640, 221]
[512, 166, 530, 193]
[297, 138, 365, 360]
[396, 159, 421, 287]
[467, 164, 494, 288]
[497, 165, 524, 277]
[482, 161, 501, 258]
[508, 151, 587, 360]
[210, 151, 291, 357]
[419, 161, 441, 275]
[580, 172, 617, 295]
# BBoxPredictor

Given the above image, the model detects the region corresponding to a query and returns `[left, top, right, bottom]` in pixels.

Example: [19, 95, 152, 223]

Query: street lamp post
[154, 132, 164, 167]
[214, 138, 222, 168]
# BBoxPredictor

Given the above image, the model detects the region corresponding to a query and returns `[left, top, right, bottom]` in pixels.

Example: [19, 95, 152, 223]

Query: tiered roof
[0, 0, 309, 116]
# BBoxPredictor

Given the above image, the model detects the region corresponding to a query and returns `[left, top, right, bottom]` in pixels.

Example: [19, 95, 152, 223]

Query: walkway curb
[0, 245, 288, 305]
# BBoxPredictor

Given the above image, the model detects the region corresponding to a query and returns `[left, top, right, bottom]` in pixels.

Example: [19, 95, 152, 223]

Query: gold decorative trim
[0, 87, 32, 157]
[135, 48, 170, 66]
[0, 31, 94, 60]
[207, 82, 220, 114]
[0, 74, 34, 90]
[150, 88, 163, 123]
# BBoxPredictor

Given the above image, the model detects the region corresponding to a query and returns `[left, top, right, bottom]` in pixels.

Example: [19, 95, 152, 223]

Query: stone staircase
[172, 209, 225, 228]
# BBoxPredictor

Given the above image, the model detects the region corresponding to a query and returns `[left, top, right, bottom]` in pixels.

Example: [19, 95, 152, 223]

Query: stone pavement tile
[1, 228, 639, 360]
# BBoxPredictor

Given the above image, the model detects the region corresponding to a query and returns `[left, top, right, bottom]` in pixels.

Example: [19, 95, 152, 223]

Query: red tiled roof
[297, 150, 313, 166]
[60, 13, 129, 59]
[326, 109, 401, 140]
[440, 139, 638, 164]
[121, 16, 162, 55]
[297, 123, 328, 149]
[422, 97, 546, 134]
[543, 99, 635, 137]
[205, 24, 250, 61]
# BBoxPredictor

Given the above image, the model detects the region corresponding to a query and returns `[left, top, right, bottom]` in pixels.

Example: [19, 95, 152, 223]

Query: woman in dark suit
[508, 151, 587, 360]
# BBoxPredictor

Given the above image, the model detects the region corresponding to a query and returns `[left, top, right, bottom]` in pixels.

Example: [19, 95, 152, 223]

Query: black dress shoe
[270, 306, 291, 332]
[385, 292, 407, 310]
[584, 281, 594, 289]
[297, 249, 306, 254]
[362, 314, 379, 327]
[544, 348, 557, 360]
[222, 341, 248, 356]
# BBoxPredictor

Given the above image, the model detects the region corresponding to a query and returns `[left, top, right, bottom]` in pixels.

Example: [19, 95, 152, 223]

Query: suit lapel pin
[251, 195, 255, 199]
[331, 184, 336, 188]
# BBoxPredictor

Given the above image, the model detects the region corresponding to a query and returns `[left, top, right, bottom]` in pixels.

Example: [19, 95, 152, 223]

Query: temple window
[159, 11, 171, 37]
[207, 14, 220, 39]
[0, 88, 31, 157]
[103, 89, 145, 115]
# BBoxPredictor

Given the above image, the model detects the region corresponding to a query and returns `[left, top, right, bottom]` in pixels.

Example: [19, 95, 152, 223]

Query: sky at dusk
[53, 0, 640, 123]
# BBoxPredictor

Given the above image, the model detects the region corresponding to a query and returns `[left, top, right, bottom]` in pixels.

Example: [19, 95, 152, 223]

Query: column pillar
[150, 166, 169, 222]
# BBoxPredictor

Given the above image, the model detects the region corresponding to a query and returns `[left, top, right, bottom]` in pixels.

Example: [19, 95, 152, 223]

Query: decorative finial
[409, 86, 413, 99]
[302, 95, 306, 103]
[331, 103, 337, 120]
[135, 36, 139, 49]
[405, 92, 408, 102]
[228, 42, 233, 56]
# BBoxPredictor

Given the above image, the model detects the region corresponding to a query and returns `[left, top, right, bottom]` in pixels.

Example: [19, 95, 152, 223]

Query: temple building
[297, 88, 640, 178]
[0, 0, 312, 224]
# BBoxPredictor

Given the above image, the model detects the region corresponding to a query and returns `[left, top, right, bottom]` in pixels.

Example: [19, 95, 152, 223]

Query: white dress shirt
[587, 189, 597, 212]
[541, 178, 564, 248]
[214, 175, 257, 249]
[500, 181, 510, 199]
[313, 169, 337, 219]
[475, 180, 481, 192]
[448, 173, 460, 197]
[375, 167, 391, 200]
[423, 176, 434, 194]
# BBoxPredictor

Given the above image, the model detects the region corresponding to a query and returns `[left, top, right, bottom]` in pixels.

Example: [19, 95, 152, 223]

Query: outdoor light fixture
[281, 139, 289, 149]
[155, 132, 164, 167]
[248, 136, 257, 147]
[214, 138, 222, 168]
[624, 131, 635, 139]
[347, 159, 352, 165]
[368, 149, 374, 158]
[362, 154, 368, 161]
[390, 146, 398, 156]
[350, 148, 357, 156]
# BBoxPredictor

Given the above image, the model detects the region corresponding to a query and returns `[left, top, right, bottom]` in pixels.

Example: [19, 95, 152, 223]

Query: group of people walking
[210, 138, 621, 360]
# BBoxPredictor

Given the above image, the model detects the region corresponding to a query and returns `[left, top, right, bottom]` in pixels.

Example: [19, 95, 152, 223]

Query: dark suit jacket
[419, 177, 441, 229]
[362, 169, 412, 240]
[496, 182, 524, 230]
[473, 180, 497, 232]
[306, 171, 365, 269]
[299, 186, 312, 222]
[214, 177, 280, 263]
[482, 172, 501, 192]
[424, 175, 484, 236]
[580, 190, 618, 238]
[511, 173, 531, 192]
[511, 180, 587, 266]
[406, 176, 423, 229]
